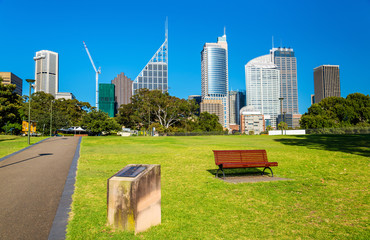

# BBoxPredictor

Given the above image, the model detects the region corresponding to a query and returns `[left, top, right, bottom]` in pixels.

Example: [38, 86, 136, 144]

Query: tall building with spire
[34, 50, 59, 96]
[200, 32, 229, 128]
[270, 47, 298, 114]
[132, 21, 168, 94]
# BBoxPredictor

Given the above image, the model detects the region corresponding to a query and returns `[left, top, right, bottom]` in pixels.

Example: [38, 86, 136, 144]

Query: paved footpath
[0, 137, 81, 240]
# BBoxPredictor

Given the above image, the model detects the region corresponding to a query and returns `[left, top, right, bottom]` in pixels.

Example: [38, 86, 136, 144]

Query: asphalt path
[0, 137, 80, 240]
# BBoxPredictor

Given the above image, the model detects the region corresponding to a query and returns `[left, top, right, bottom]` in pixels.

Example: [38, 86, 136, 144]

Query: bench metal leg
[262, 167, 274, 177]
[216, 165, 225, 179]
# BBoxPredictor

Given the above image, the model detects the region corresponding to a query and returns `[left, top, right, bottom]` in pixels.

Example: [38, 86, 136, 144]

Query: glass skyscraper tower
[201, 34, 229, 128]
[270, 47, 298, 114]
[245, 55, 280, 128]
[132, 30, 168, 94]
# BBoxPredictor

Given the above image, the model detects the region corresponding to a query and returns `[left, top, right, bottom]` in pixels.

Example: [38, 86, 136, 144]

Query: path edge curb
[48, 137, 82, 240]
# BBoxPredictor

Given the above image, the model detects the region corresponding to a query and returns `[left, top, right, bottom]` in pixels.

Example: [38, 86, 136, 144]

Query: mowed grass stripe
[66, 135, 369, 240]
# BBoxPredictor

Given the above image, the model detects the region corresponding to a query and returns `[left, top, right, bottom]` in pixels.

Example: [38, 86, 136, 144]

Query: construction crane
[83, 41, 101, 109]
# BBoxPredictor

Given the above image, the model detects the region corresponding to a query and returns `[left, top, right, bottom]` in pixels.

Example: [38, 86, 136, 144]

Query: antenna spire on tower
[224, 26, 226, 36]
[272, 36, 274, 49]
[165, 16, 168, 40]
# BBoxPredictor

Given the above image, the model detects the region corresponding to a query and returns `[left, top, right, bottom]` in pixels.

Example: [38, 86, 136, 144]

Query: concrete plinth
[107, 164, 161, 234]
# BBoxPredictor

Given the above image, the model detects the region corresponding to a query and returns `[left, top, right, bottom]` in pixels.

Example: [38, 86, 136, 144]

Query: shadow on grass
[274, 134, 370, 158]
[207, 168, 269, 178]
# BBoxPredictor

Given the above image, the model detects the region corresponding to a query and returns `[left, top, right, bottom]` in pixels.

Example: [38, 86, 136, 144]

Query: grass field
[0, 135, 48, 159]
[66, 135, 369, 239]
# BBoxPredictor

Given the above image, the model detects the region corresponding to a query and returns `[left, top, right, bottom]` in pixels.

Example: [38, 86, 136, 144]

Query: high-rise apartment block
[99, 83, 115, 117]
[270, 47, 298, 114]
[229, 90, 246, 125]
[245, 55, 280, 128]
[313, 65, 340, 103]
[0, 72, 22, 95]
[133, 35, 168, 94]
[200, 99, 225, 124]
[201, 33, 229, 128]
[112, 73, 133, 112]
[34, 50, 59, 96]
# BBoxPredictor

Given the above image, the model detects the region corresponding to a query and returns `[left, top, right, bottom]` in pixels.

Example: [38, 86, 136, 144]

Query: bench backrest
[213, 150, 268, 165]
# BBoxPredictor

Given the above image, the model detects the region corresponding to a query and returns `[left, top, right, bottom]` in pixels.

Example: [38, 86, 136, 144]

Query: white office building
[34, 50, 59, 97]
[245, 55, 280, 128]
[201, 33, 229, 128]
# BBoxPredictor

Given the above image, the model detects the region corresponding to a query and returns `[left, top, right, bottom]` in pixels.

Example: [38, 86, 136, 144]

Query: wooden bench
[213, 150, 278, 178]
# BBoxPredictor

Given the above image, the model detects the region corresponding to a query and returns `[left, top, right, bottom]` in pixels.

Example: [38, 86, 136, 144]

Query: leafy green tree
[81, 110, 120, 135]
[197, 112, 223, 132]
[116, 89, 198, 131]
[0, 78, 23, 133]
[300, 93, 370, 129]
[22, 92, 93, 135]
[278, 121, 288, 130]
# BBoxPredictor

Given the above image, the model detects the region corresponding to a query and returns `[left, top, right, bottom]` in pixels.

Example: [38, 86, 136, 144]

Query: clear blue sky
[1, 0, 369, 114]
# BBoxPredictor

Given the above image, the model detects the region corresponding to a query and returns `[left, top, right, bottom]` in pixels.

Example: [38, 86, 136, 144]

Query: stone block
[107, 164, 161, 234]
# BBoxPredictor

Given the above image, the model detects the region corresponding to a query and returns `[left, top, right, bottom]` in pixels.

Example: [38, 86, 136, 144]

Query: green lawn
[67, 135, 369, 239]
[0, 135, 48, 158]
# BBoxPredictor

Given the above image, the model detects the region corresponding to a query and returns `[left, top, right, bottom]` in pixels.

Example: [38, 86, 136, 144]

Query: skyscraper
[201, 33, 229, 128]
[0, 72, 22, 95]
[270, 47, 298, 114]
[245, 55, 280, 128]
[34, 50, 59, 96]
[112, 72, 133, 112]
[132, 27, 168, 94]
[99, 83, 115, 117]
[314, 65, 340, 103]
[229, 90, 246, 125]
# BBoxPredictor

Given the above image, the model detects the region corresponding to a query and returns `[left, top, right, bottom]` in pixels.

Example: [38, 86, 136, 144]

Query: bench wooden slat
[212, 150, 278, 178]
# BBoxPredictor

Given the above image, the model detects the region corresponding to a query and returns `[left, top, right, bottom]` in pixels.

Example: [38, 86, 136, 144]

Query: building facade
[0, 72, 22, 95]
[133, 35, 168, 94]
[240, 106, 265, 135]
[277, 113, 302, 129]
[201, 34, 229, 128]
[270, 47, 299, 114]
[245, 55, 280, 128]
[313, 65, 340, 103]
[34, 50, 59, 96]
[229, 90, 246, 125]
[200, 99, 224, 124]
[55, 92, 75, 100]
[112, 72, 133, 112]
[99, 83, 115, 117]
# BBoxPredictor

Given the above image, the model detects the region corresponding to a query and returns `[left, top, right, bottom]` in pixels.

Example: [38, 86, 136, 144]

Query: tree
[300, 93, 370, 129]
[81, 110, 120, 135]
[278, 121, 288, 130]
[22, 92, 93, 135]
[197, 112, 223, 132]
[116, 89, 198, 131]
[0, 78, 23, 133]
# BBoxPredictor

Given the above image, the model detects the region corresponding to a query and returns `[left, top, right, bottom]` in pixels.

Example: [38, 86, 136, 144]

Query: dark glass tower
[99, 83, 115, 117]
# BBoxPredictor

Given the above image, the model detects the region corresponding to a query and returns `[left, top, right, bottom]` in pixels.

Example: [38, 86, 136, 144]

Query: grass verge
[0, 135, 48, 159]
[67, 135, 369, 239]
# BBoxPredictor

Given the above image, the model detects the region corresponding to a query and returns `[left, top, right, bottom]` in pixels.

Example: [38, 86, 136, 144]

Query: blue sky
[1, 0, 369, 114]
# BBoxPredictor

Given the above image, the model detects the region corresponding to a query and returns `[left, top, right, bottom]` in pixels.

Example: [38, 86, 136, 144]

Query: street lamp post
[279, 97, 284, 135]
[50, 100, 54, 136]
[26, 79, 35, 145]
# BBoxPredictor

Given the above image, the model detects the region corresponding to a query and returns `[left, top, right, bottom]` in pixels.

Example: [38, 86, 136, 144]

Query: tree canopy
[300, 93, 370, 129]
[116, 89, 223, 133]
[0, 78, 23, 133]
[80, 110, 120, 135]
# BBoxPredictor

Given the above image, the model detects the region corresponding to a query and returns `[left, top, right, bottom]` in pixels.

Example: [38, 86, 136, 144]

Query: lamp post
[26, 79, 35, 145]
[50, 100, 54, 136]
[279, 97, 284, 135]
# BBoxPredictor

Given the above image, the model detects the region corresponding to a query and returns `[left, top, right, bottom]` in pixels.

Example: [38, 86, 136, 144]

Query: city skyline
[1, 0, 369, 114]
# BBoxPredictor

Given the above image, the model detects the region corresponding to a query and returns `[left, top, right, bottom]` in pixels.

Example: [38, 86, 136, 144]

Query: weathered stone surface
[107, 164, 161, 234]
